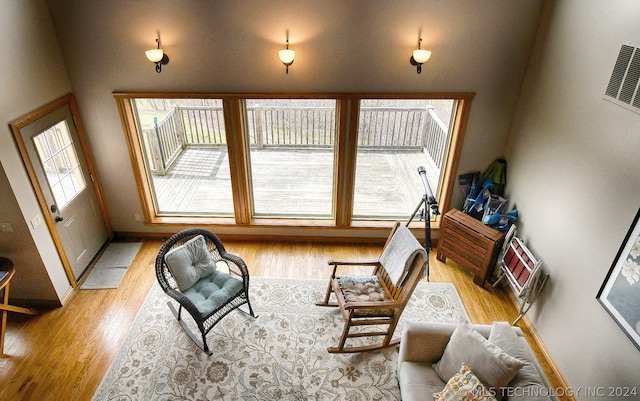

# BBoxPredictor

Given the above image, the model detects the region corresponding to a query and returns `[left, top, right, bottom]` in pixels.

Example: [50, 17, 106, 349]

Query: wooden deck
[151, 147, 440, 218]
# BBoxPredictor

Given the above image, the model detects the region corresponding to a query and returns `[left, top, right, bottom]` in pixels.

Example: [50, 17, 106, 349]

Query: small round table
[0, 257, 38, 356]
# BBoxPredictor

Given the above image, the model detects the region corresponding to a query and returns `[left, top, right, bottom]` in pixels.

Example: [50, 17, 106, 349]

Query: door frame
[10, 93, 113, 287]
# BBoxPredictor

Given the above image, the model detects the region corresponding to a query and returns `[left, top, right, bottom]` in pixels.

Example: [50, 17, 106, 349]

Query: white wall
[506, 0, 640, 397]
[45, 0, 543, 234]
[0, 0, 73, 302]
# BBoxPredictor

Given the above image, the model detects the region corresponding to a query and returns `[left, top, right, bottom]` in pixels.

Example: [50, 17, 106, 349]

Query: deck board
[152, 147, 440, 218]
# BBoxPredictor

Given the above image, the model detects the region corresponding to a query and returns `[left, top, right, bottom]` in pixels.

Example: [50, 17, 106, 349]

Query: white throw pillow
[433, 322, 524, 400]
[164, 235, 216, 291]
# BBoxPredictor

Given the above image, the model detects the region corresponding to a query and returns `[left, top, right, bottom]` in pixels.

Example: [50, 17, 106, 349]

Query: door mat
[80, 242, 142, 290]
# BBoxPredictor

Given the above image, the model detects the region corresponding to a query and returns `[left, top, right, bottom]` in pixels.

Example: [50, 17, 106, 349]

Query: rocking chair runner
[155, 228, 257, 355]
[316, 222, 428, 353]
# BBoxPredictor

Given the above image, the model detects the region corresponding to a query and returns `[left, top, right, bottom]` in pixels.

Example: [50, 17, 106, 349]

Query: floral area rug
[92, 278, 468, 401]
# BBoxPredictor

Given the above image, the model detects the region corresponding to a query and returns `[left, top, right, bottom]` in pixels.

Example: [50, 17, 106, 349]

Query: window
[115, 93, 474, 235]
[245, 99, 337, 218]
[33, 121, 86, 209]
[133, 98, 234, 216]
[353, 99, 455, 219]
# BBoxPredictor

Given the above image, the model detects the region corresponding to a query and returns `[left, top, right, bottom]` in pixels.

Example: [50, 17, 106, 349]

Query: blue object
[484, 208, 518, 232]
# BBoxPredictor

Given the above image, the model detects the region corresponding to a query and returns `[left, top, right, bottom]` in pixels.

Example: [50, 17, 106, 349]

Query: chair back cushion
[164, 235, 217, 291]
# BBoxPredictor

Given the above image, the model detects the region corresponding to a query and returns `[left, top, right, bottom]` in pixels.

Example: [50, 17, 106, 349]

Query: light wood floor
[0, 239, 570, 401]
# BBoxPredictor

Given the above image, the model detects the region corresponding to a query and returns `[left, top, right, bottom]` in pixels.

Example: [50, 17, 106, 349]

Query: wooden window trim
[113, 92, 475, 240]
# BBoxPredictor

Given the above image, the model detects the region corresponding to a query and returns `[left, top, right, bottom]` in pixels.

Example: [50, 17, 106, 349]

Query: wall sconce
[145, 37, 169, 73]
[410, 38, 431, 74]
[278, 38, 296, 74]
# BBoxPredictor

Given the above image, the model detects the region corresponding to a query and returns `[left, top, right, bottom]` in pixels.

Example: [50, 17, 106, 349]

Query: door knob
[55, 216, 63, 223]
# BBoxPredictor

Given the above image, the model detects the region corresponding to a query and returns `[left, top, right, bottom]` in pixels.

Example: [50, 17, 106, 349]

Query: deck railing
[247, 106, 336, 148]
[423, 109, 449, 170]
[142, 105, 449, 175]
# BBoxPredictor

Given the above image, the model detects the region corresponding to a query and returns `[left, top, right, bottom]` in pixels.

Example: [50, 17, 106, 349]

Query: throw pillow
[433, 362, 498, 401]
[488, 322, 552, 401]
[164, 235, 217, 291]
[433, 322, 524, 399]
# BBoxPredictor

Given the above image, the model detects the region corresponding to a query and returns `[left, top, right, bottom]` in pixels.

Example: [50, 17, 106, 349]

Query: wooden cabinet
[436, 209, 505, 287]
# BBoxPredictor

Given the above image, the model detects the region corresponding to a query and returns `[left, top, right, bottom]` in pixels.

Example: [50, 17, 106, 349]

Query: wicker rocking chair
[155, 228, 257, 355]
[316, 222, 428, 353]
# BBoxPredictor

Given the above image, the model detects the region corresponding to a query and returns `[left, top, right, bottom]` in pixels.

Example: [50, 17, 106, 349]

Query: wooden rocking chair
[316, 222, 428, 353]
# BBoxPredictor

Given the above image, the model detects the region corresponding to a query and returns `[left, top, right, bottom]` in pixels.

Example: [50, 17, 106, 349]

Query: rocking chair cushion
[339, 275, 389, 302]
[182, 270, 244, 316]
[164, 235, 217, 291]
[338, 275, 394, 316]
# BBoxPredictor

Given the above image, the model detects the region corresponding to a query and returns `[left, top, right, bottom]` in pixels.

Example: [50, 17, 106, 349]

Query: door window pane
[353, 99, 455, 219]
[245, 99, 336, 217]
[33, 121, 86, 209]
[134, 98, 234, 216]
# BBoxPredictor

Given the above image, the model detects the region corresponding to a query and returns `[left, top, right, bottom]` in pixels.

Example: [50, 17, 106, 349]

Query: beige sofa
[398, 321, 558, 401]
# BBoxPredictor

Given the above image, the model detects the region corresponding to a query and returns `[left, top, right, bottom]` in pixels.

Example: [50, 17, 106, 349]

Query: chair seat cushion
[338, 275, 394, 316]
[164, 235, 217, 291]
[183, 270, 244, 316]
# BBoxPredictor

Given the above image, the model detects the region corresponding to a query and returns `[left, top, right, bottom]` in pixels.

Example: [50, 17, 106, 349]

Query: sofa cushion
[164, 235, 217, 291]
[433, 362, 498, 401]
[488, 322, 552, 401]
[433, 322, 524, 399]
[398, 360, 446, 401]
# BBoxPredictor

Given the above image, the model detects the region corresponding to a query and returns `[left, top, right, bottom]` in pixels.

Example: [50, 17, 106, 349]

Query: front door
[11, 95, 110, 284]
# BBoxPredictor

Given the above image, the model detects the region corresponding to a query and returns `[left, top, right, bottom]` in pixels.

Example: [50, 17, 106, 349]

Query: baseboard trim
[112, 220, 442, 244]
[9, 297, 62, 310]
[508, 292, 576, 401]
[114, 229, 440, 245]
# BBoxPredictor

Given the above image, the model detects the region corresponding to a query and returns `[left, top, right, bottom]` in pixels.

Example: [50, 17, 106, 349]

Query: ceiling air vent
[604, 42, 640, 114]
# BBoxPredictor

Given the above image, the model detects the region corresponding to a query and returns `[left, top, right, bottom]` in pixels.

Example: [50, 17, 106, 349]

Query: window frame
[114, 92, 475, 237]
[244, 97, 339, 219]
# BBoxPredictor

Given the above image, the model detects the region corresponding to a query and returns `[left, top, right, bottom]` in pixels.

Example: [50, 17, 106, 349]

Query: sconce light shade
[410, 37, 431, 74]
[145, 48, 164, 63]
[412, 49, 432, 64]
[146, 37, 169, 73]
[279, 38, 295, 74]
[278, 49, 296, 65]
